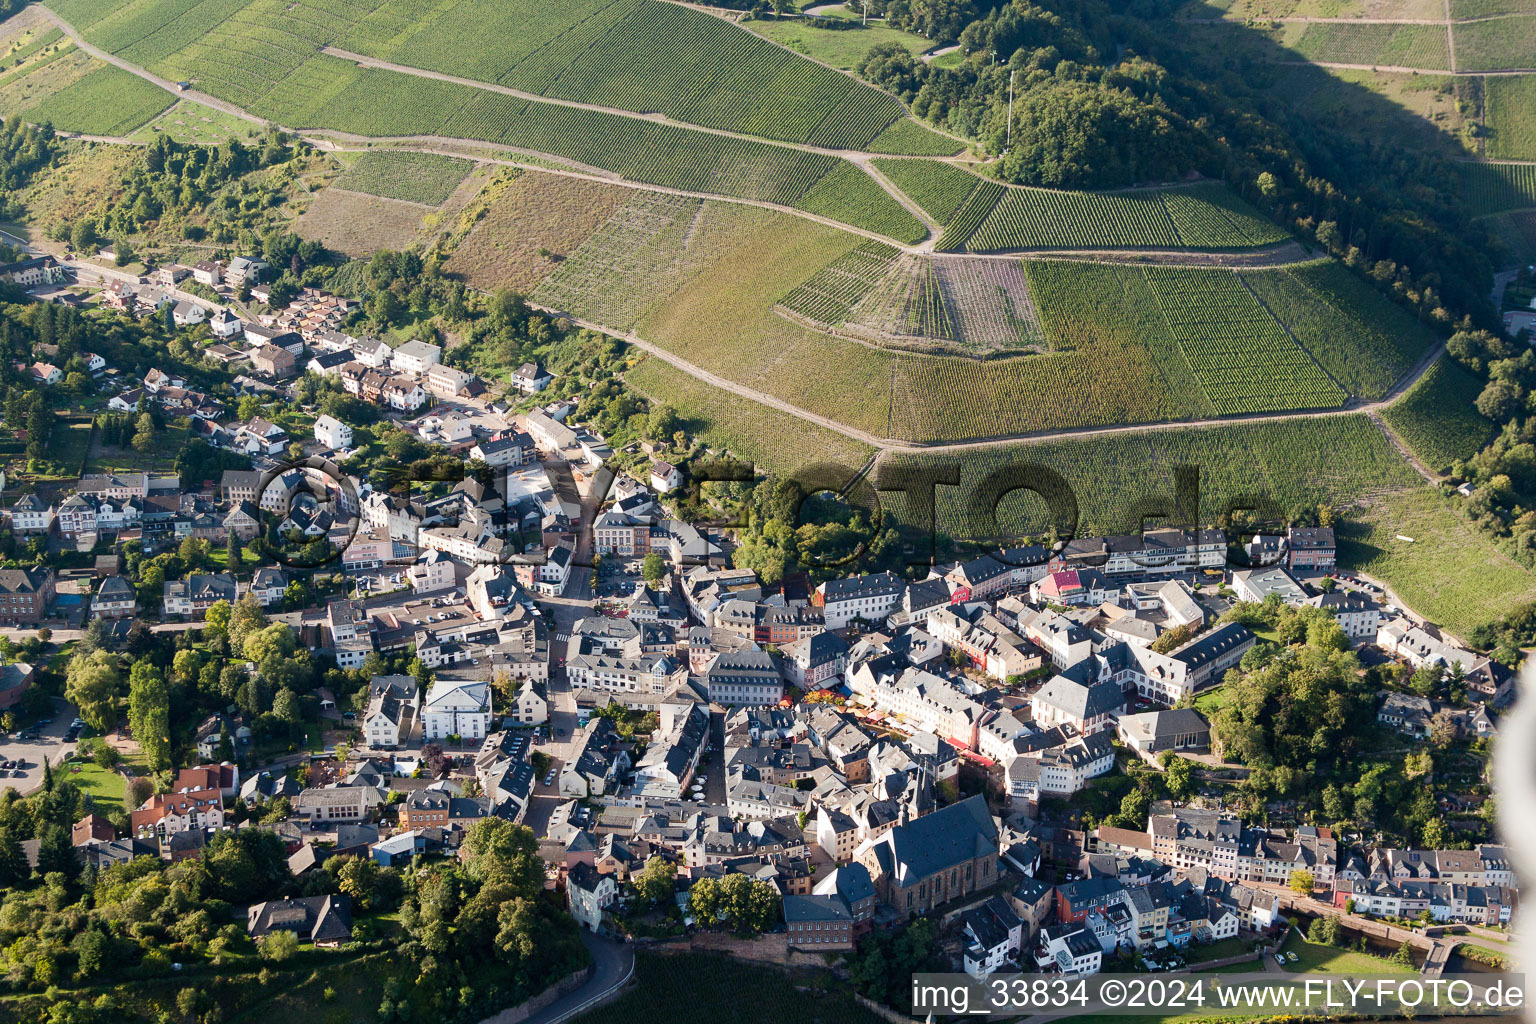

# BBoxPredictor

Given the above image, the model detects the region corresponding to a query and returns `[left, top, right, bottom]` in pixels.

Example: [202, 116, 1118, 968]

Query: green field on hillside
[1339, 487, 1536, 636]
[625, 355, 874, 477]
[1381, 356, 1497, 473]
[947, 181, 1288, 252]
[878, 413, 1423, 542]
[49, 0, 916, 150]
[871, 158, 985, 224]
[333, 150, 474, 205]
[746, 13, 933, 70]
[1486, 74, 1536, 159]
[1453, 16, 1536, 72]
[19, 63, 172, 135]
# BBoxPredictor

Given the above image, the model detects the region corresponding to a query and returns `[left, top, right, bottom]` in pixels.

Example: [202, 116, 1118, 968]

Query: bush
[257, 930, 300, 962]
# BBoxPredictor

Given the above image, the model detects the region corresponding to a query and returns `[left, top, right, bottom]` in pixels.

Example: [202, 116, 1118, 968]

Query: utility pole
[1005, 68, 1016, 150]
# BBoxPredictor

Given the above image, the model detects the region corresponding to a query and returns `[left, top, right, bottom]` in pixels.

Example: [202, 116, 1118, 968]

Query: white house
[649, 461, 683, 494]
[313, 414, 352, 451]
[225, 255, 268, 285]
[567, 862, 616, 930]
[390, 340, 441, 376]
[511, 680, 548, 726]
[365, 675, 420, 749]
[172, 300, 207, 326]
[422, 678, 492, 741]
[511, 361, 552, 394]
[208, 308, 243, 338]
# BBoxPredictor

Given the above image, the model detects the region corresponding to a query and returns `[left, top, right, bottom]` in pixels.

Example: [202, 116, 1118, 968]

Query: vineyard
[1449, 0, 1536, 14]
[1161, 183, 1291, 248]
[1239, 260, 1434, 399]
[624, 356, 875, 478]
[632, 214, 900, 439]
[881, 414, 1424, 540]
[934, 178, 1005, 250]
[777, 246, 1044, 356]
[930, 257, 1045, 351]
[1452, 16, 1536, 71]
[1286, 22, 1452, 68]
[1143, 266, 1346, 414]
[0, 46, 95, 120]
[776, 240, 902, 327]
[19, 63, 172, 136]
[789, 161, 928, 244]
[444, 170, 630, 294]
[333, 150, 473, 206]
[946, 181, 1286, 253]
[50, 0, 922, 151]
[1462, 162, 1536, 216]
[1380, 356, 1496, 473]
[865, 117, 967, 156]
[1486, 75, 1536, 161]
[534, 193, 780, 331]
[871, 159, 986, 225]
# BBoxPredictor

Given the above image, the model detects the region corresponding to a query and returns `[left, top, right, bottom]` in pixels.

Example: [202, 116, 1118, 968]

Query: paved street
[511, 931, 633, 1024]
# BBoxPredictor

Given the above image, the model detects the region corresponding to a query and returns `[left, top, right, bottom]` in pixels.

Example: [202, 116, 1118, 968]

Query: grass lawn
[206, 547, 265, 569]
[1192, 685, 1229, 717]
[1338, 486, 1536, 637]
[746, 15, 934, 69]
[62, 759, 126, 811]
[1186, 937, 1258, 962]
[1279, 931, 1414, 974]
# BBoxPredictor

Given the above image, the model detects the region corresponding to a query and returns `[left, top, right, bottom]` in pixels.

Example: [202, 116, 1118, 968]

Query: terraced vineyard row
[50, 0, 934, 153]
[20, 62, 173, 135]
[940, 181, 1285, 253]
[492, 0, 905, 150]
[1463, 161, 1536, 217]
[1141, 266, 1347, 414]
[1241, 260, 1436, 399]
[1286, 22, 1451, 69]
[933, 179, 1006, 250]
[790, 161, 926, 244]
[865, 117, 966, 156]
[881, 414, 1423, 540]
[776, 240, 903, 326]
[1161, 183, 1290, 248]
[1381, 356, 1497, 473]
[871, 158, 985, 225]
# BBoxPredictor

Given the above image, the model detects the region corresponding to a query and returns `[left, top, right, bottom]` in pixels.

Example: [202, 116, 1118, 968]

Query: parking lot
[0, 698, 81, 792]
[593, 559, 646, 599]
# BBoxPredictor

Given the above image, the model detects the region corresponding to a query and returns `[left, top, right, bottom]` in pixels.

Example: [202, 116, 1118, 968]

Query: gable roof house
[247, 894, 352, 946]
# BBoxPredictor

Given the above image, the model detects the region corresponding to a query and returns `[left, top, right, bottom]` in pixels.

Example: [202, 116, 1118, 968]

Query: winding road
[536, 299, 1449, 468]
[27, 4, 1456, 470]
